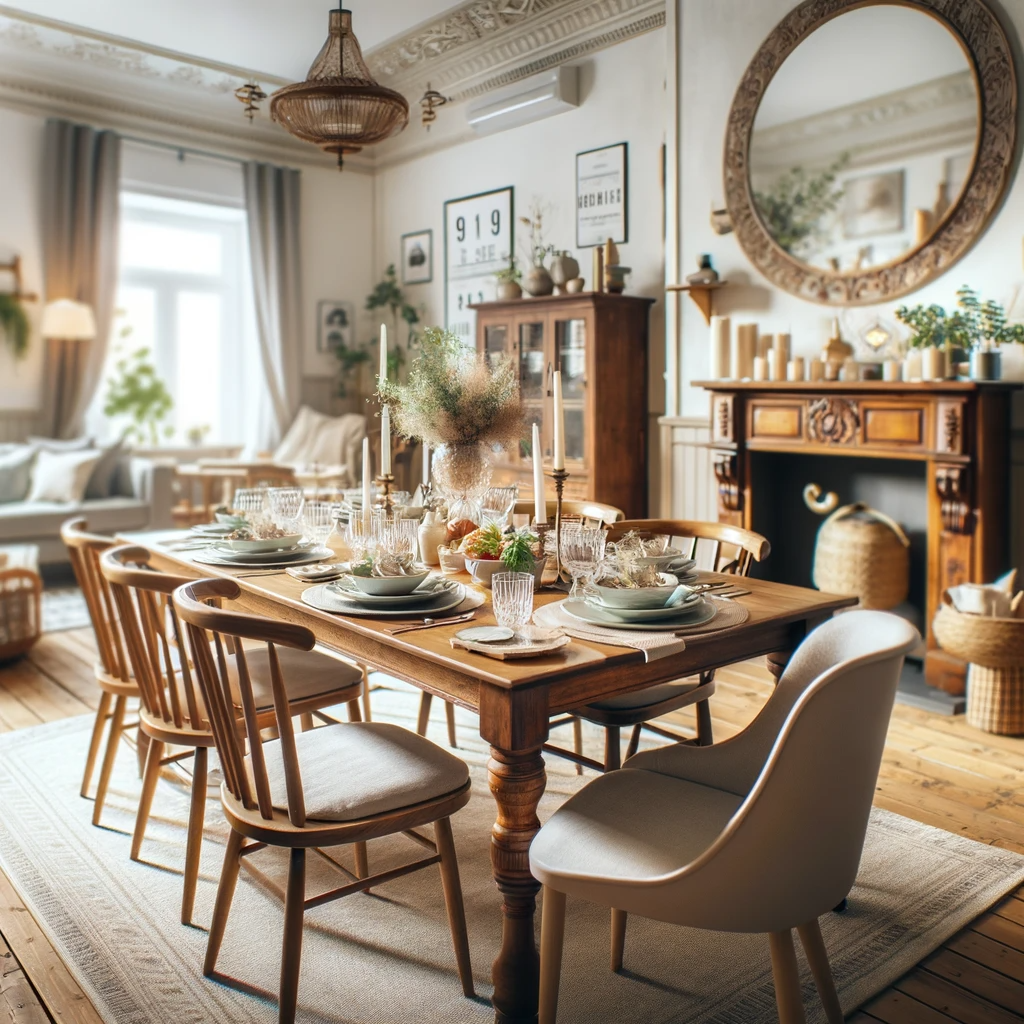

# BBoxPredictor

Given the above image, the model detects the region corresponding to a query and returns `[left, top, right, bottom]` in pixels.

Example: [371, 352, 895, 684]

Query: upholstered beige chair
[530, 610, 919, 1024]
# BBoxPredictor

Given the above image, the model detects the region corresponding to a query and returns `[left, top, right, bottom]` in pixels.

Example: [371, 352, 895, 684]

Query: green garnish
[501, 531, 538, 573]
[349, 555, 375, 577]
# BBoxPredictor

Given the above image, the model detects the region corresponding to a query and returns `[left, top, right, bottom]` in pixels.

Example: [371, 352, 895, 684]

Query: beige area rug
[1, 685, 1023, 1024]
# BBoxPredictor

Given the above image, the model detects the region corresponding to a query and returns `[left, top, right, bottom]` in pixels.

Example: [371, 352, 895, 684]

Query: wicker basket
[812, 502, 910, 609]
[0, 567, 42, 662]
[933, 593, 1024, 734]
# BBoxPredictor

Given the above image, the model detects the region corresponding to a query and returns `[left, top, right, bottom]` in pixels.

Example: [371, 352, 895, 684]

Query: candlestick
[380, 405, 392, 476]
[549, 467, 570, 582]
[552, 370, 565, 470]
[374, 474, 395, 511]
[710, 316, 731, 379]
[531, 422, 547, 525]
[379, 323, 388, 384]
[361, 436, 372, 526]
[421, 441, 430, 487]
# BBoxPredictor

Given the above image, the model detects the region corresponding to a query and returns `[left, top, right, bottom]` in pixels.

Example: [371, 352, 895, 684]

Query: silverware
[386, 612, 476, 635]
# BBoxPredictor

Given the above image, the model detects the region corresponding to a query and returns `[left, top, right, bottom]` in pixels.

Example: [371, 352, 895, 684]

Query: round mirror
[725, 0, 1016, 305]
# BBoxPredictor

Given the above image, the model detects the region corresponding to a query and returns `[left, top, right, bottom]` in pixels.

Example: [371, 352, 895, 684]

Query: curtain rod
[121, 134, 249, 167]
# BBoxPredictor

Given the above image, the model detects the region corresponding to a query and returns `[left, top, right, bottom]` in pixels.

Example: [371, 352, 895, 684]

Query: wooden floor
[1, 630, 1023, 1023]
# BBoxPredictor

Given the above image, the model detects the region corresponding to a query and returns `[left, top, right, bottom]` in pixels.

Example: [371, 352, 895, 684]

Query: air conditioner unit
[466, 66, 579, 136]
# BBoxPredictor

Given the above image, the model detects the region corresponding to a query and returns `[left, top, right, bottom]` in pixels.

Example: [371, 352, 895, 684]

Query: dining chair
[545, 519, 770, 772]
[173, 577, 475, 1024]
[61, 518, 142, 827]
[415, 499, 625, 749]
[101, 544, 366, 925]
[530, 610, 920, 1024]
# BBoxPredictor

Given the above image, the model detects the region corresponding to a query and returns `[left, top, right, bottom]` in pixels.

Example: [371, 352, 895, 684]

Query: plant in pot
[948, 286, 1024, 381]
[103, 345, 174, 445]
[519, 204, 554, 297]
[494, 255, 522, 301]
[0, 292, 30, 359]
[366, 263, 421, 377]
[895, 302, 954, 380]
[377, 326, 522, 524]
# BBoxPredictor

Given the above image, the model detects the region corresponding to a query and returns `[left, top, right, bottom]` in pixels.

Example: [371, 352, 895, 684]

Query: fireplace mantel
[695, 379, 1022, 694]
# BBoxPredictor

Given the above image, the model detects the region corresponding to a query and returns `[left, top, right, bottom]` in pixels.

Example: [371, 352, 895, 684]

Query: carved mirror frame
[724, 0, 1018, 305]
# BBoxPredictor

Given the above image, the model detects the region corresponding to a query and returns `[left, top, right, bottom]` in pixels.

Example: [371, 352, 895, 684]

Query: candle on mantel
[422, 441, 430, 486]
[753, 356, 769, 381]
[532, 422, 547, 525]
[709, 316, 731, 379]
[552, 370, 565, 470]
[361, 436, 372, 525]
[379, 323, 388, 383]
[380, 405, 392, 476]
[787, 357, 805, 382]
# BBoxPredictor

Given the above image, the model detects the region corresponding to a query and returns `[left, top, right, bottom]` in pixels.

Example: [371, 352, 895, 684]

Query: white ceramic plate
[343, 567, 432, 596]
[584, 591, 702, 622]
[190, 523, 234, 536]
[220, 534, 304, 553]
[562, 597, 718, 632]
[211, 543, 317, 563]
[328, 576, 459, 607]
[301, 583, 470, 618]
[193, 548, 332, 569]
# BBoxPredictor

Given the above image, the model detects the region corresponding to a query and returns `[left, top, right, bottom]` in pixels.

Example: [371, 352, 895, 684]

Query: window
[97, 191, 260, 446]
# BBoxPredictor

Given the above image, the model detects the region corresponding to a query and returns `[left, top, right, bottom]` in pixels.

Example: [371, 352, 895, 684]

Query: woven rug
[41, 586, 91, 632]
[0, 687, 1022, 1024]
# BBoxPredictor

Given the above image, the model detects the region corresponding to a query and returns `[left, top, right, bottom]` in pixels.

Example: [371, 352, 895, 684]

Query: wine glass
[492, 572, 535, 639]
[267, 487, 304, 533]
[559, 526, 607, 599]
[302, 501, 335, 551]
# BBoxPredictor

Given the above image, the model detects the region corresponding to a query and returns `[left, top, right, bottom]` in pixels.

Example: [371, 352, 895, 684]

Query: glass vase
[432, 442, 492, 524]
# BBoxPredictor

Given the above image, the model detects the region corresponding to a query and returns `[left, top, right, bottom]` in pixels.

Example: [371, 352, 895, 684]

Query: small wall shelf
[666, 281, 728, 325]
[0, 256, 38, 303]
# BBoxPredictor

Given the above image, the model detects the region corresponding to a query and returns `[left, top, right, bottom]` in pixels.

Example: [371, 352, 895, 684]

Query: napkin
[533, 602, 686, 662]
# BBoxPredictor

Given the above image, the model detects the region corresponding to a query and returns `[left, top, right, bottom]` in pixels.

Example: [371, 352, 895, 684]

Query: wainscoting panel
[658, 416, 716, 520]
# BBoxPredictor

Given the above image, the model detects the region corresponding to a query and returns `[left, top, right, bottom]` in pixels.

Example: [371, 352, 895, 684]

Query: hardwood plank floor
[1, 629, 1023, 1023]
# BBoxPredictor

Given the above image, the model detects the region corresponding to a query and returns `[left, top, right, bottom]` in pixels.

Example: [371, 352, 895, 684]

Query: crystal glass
[559, 526, 607, 599]
[481, 485, 518, 529]
[232, 488, 266, 518]
[345, 515, 377, 563]
[375, 515, 419, 561]
[492, 572, 535, 638]
[267, 487, 304, 532]
[302, 501, 335, 549]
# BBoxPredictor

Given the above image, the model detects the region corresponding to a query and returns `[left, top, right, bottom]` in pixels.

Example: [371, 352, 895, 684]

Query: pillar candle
[532, 423, 547, 525]
[592, 247, 604, 293]
[552, 370, 565, 470]
[379, 323, 388, 384]
[758, 334, 773, 358]
[883, 360, 901, 382]
[734, 323, 758, 379]
[774, 332, 791, 367]
[903, 349, 923, 381]
[921, 346, 944, 380]
[380, 405, 391, 476]
[787, 357, 805, 382]
[840, 357, 859, 382]
[710, 316, 731, 379]
[361, 436, 371, 525]
[753, 356, 768, 381]
[767, 348, 783, 382]
[809, 359, 825, 381]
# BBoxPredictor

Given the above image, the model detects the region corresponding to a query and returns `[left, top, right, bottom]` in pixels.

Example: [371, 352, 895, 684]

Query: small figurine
[687, 253, 719, 285]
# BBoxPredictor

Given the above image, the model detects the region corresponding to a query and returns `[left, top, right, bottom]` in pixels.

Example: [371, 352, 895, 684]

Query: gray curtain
[40, 119, 121, 439]
[243, 161, 303, 449]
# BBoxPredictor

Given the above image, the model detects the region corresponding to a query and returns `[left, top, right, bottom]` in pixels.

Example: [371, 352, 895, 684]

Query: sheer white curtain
[243, 162, 303, 452]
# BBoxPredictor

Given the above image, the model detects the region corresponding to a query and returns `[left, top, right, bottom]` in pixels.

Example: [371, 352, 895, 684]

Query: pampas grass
[378, 327, 522, 450]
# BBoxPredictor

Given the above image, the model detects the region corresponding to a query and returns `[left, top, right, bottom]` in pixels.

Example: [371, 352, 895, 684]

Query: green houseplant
[103, 345, 174, 444]
[494, 255, 523, 300]
[0, 293, 30, 359]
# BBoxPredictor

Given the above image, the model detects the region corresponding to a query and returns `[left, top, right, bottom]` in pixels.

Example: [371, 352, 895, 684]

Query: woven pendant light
[271, 6, 409, 168]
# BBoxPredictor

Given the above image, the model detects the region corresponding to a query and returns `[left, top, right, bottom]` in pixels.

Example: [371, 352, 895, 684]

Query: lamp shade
[41, 299, 96, 341]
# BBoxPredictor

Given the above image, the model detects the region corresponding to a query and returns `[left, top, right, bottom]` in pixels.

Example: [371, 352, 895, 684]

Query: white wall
[674, 0, 1024, 417]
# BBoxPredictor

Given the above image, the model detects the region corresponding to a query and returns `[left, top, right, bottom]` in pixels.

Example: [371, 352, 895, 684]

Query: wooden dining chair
[415, 499, 625, 749]
[545, 519, 770, 772]
[530, 611, 920, 1024]
[61, 518, 142, 826]
[101, 544, 366, 925]
[173, 577, 475, 1024]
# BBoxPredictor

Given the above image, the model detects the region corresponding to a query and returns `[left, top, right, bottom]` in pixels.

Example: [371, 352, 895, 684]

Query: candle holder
[374, 474, 395, 511]
[549, 467, 570, 581]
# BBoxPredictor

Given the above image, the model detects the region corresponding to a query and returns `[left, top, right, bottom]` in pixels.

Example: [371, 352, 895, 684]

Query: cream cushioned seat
[225, 646, 362, 711]
[530, 768, 742, 883]
[585, 679, 700, 712]
[254, 722, 470, 822]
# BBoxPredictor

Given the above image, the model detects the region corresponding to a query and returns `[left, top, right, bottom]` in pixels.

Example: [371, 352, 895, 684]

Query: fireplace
[696, 379, 1020, 696]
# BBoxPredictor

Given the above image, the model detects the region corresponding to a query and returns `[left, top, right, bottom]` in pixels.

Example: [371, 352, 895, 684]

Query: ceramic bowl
[221, 534, 303, 553]
[466, 557, 546, 590]
[215, 512, 249, 527]
[345, 568, 432, 596]
[589, 572, 682, 609]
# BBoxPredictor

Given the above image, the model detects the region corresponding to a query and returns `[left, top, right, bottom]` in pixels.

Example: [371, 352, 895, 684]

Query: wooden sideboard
[695, 380, 1021, 694]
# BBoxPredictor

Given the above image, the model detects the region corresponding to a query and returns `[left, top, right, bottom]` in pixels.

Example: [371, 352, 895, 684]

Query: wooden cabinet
[471, 293, 653, 518]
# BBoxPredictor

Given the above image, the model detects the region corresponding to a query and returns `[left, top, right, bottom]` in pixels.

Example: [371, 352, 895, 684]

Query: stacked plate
[302, 573, 466, 618]
[639, 547, 699, 583]
[563, 580, 719, 632]
[194, 534, 332, 569]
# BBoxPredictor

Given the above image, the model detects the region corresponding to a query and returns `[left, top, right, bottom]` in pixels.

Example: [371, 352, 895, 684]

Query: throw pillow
[0, 445, 36, 503]
[26, 448, 103, 504]
[28, 435, 93, 453]
[84, 438, 124, 499]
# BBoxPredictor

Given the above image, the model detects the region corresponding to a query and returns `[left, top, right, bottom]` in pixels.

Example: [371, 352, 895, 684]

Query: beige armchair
[530, 610, 919, 1024]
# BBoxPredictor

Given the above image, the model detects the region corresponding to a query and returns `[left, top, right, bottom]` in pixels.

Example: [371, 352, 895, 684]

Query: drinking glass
[492, 572, 535, 638]
[559, 526, 607, 599]
[346, 515, 377, 564]
[302, 501, 335, 550]
[375, 516, 419, 562]
[232, 488, 265, 519]
[480, 485, 518, 529]
[267, 487, 304, 532]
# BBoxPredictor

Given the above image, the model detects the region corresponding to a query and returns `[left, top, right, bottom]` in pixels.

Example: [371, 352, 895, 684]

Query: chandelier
[270, 6, 409, 169]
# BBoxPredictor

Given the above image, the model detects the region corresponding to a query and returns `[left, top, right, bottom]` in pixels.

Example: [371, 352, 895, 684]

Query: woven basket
[0, 568, 42, 662]
[812, 503, 910, 609]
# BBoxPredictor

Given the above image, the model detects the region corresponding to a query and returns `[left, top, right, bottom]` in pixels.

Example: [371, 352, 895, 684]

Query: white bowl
[590, 572, 682, 609]
[215, 512, 249, 527]
[345, 568, 432, 596]
[466, 556, 546, 590]
[221, 534, 303, 553]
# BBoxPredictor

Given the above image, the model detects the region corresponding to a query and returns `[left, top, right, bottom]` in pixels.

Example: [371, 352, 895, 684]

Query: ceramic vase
[523, 264, 554, 297]
[496, 280, 522, 301]
[549, 252, 580, 295]
[417, 510, 447, 566]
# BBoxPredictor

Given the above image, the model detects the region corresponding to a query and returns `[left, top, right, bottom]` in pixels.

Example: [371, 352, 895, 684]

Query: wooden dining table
[120, 529, 855, 1024]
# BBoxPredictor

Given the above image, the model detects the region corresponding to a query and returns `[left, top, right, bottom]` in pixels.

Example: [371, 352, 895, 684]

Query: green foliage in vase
[501, 530, 538, 573]
[494, 255, 522, 284]
[377, 327, 522, 449]
[0, 293, 30, 359]
[753, 155, 849, 259]
[103, 345, 174, 445]
[893, 303, 952, 350]
[896, 286, 1024, 350]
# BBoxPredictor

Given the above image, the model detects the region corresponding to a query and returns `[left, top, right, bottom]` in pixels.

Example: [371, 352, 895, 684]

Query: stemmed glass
[302, 501, 335, 551]
[559, 526, 607, 599]
[492, 572, 535, 639]
[267, 487, 304, 533]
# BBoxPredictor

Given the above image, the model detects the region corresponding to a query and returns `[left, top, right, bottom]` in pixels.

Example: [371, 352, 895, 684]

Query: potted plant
[103, 345, 174, 444]
[0, 292, 30, 359]
[494, 256, 523, 301]
[520, 204, 554, 297]
[949, 286, 1024, 381]
[895, 302, 954, 380]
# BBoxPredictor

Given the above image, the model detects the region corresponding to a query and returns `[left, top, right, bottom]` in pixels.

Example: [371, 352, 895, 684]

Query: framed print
[444, 186, 513, 348]
[317, 300, 355, 354]
[576, 142, 628, 248]
[401, 229, 433, 285]
[842, 170, 905, 239]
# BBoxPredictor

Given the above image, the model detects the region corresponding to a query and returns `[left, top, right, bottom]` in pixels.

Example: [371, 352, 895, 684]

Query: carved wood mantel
[696, 380, 1021, 695]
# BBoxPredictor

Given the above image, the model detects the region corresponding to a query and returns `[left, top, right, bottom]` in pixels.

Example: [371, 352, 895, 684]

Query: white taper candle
[361, 436, 371, 525]
[380, 405, 391, 476]
[379, 323, 387, 383]
[552, 371, 565, 470]
[532, 422, 547, 525]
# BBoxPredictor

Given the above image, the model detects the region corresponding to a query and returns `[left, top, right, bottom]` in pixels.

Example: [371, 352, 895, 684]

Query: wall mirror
[724, 0, 1017, 305]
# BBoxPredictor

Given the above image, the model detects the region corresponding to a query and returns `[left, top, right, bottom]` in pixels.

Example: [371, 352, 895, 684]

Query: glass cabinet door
[483, 324, 508, 370]
[554, 318, 587, 465]
[517, 320, 548, 463]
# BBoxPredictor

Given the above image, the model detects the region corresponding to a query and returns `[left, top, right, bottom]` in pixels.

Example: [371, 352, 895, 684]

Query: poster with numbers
[444, 186, 514, 348]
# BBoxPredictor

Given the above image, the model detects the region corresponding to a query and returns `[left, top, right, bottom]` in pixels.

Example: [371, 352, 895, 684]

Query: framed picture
[842, 170, 905, 239]
[444, 186, 514, 348]
[401, 229, 433, 285]
[317, 300, 355, 354]
[576, 142, 628, 248]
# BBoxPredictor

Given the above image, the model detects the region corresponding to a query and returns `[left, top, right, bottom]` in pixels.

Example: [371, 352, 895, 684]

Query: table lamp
[41, 299, 96, 439]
